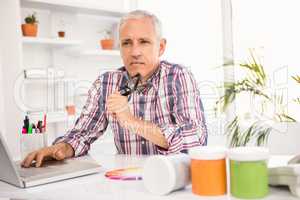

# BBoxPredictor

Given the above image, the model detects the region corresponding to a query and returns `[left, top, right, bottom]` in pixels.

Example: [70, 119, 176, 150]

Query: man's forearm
[122, 116, 169, 149]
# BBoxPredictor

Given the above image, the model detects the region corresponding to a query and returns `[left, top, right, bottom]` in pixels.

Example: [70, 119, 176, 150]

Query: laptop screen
[0, 133, 23, 187]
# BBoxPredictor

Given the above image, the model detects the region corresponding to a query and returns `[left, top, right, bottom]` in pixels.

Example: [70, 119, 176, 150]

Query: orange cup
[189, 147, 227, 196]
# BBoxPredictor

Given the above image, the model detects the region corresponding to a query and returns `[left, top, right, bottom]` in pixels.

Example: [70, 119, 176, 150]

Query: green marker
[28, 123, 33, 134]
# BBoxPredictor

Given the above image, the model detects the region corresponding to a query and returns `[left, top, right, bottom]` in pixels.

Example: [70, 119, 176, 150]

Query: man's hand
[107, 91, 168, 149]
[107, 91, 133, 123]
[21, 142, 74, 168]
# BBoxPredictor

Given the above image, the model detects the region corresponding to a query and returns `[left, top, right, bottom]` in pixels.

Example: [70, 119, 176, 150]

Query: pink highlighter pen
[22, 127, 27, 134]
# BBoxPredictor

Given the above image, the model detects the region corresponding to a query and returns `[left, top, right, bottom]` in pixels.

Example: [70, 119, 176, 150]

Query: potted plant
[57, 19, 66, 38]
[21, 12, 38, 37]
[99, 30, 114, 50]
[215, 49, 296, 147]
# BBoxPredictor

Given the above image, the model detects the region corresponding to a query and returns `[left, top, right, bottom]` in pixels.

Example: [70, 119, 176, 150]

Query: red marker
[43, 114, 47, 133]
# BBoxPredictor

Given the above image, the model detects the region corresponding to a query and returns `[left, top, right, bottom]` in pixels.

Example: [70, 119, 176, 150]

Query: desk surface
[0, 153, 298, 200]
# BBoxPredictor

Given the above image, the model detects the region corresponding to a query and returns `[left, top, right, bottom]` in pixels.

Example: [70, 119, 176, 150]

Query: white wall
[231, 0, 300, 154]
[137, 0, 226, 146]
[136, 1, 300, 154]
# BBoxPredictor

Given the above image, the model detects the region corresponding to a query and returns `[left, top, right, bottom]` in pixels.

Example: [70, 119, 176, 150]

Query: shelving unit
[0, 0, 138, 157]
[16, 0, 134, 152]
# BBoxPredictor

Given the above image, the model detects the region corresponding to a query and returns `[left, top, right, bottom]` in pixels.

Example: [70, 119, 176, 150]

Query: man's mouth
[130, 62, 145, 65]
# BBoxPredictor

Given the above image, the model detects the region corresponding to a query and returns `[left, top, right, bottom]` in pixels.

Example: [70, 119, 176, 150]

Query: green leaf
[24, 12, 38, 24]
[292, 75, 300, 83]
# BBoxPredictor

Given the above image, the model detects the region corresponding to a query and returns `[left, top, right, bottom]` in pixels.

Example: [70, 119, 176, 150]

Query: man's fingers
[111, 91, 120, 96]
[107, 93, 125, 101]
[20, 144, 70, 168]
[35, 152, 46, 167]
[22, 152, 37, 168]
[107, 93, 120, 100]
[21, 147, 51, 168]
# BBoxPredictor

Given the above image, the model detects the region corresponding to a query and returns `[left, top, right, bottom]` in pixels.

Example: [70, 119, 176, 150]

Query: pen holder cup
[20, 132, 48, 160]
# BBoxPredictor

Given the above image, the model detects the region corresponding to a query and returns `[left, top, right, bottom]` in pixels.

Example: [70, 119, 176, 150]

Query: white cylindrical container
[20, 132, 48, 160]
[143, 154, 190, 195]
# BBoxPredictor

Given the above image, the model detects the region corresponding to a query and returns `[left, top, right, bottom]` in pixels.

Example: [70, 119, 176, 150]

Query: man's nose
[130, 43, 142, 58]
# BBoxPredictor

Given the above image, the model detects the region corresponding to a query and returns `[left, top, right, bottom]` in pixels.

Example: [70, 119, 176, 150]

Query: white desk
[0, 153, 298, 200]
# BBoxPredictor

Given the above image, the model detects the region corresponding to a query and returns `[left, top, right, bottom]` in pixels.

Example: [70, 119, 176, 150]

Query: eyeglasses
[120, 73, 141, 96]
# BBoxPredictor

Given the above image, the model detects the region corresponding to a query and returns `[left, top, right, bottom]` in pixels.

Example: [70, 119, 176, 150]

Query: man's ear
[159, 38, 167, 57]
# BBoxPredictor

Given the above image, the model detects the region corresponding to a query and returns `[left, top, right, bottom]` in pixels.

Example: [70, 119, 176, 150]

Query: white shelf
[24, 68, 65, 79]
[81, 50, 120, 57]
[23, 77, 64, 82]
[24, 77, 77, 84]
[22, 37, 82, 46]
[21, 0, 127, 17]
[28, 111, 78, 124]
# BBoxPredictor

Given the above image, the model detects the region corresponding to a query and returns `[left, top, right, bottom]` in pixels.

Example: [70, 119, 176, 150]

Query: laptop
[0, 132, 102, 188]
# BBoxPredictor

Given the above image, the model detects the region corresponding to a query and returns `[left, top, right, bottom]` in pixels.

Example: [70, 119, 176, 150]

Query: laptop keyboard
[15, 159, 101, 179]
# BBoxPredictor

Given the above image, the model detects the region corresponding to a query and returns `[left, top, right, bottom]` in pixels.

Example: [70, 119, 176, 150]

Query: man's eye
[122, 42, 130, 46]
[140, 40, 150, 44]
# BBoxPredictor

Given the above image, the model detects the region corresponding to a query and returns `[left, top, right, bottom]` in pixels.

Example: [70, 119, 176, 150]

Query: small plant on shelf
[21, 12, 39, 37]
[99, 30, 114, 50]
[58, 19, 66, 38]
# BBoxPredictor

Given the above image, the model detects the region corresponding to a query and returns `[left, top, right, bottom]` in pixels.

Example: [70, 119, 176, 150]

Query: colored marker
[37, 120, 43, 133]
[32, 124, 36, 134]
[22, 127, 27, 134]
[43, 114, 47, 133]
[23, 116, 29, 133]
[28, 123, 33, 134]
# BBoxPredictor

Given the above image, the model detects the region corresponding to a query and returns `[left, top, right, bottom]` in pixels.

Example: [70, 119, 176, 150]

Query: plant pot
[100, 39, 114, 50]
[65, 105, 75, 116]
[21, 24, 38, 37]
[58, 31, 65, 38]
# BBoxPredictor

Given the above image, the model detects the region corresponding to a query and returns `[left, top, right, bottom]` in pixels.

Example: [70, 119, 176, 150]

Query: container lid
[142, 155, 176, 195]
[228, 147, 269, 161]
[189, 146, 227, 160]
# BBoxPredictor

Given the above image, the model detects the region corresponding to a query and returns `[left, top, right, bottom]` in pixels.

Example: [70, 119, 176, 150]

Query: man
[21, 10, 207, 168]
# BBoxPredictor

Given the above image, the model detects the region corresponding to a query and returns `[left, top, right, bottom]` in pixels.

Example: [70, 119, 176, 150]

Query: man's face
[119, 17, 166, 81]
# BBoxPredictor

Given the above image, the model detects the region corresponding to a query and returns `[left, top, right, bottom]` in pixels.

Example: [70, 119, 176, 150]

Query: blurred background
[1, 0, 300, 159]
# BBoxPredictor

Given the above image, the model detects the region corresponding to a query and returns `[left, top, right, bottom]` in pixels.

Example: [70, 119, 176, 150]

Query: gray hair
[119, 10, 162, 40]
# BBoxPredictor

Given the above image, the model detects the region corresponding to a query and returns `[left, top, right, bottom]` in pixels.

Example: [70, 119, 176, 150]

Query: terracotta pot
[65, 105, 76, 116]
[100, 39, 114, 50]
[21, 24, 38, 37]
[58, 31, 65, 38]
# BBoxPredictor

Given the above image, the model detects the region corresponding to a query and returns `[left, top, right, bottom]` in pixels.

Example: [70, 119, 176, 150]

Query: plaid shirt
[54, 61, 207, 156]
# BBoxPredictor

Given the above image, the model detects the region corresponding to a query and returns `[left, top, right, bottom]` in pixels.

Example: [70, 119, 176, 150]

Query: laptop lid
[0, 132, 24, 187]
